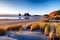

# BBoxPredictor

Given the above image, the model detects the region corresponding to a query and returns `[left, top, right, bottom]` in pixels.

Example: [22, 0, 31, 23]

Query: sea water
[0, 16, 41, 19]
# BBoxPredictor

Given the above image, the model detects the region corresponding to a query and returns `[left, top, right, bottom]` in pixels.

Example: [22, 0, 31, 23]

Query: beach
[0, 0, 60, 40]
[0, 18, 41, 27]
[0, 18, 49, 40]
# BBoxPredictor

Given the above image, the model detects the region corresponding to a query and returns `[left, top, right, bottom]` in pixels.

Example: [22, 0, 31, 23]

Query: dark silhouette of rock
[19, 13, 21, 19]
[24, 13, 31, 16]
[34, 15, 40, 16]
[23, 13, 31, 19]
[44, 14, 48, 16]
[19, 13, 21, 16]
[44, 14, 49, 18]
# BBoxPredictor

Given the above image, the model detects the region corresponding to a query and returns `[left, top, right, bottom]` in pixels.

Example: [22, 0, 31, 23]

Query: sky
[0, 0, 60, 15]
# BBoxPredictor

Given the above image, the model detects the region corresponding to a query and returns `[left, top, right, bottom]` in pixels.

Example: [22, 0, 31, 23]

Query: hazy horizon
[0, 0, 60, 15]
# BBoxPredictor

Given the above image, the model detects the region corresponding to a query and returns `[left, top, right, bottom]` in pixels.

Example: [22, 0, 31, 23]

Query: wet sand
[0, 36, 17, 40]
[0, 18, 41, 27]
[5, 31, 49, 40]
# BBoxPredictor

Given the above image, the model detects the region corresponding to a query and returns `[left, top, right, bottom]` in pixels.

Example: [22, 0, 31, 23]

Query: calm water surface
[0, 16, 42, 19]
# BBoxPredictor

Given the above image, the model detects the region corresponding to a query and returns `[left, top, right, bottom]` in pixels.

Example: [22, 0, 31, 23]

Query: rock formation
[48, 10, 60, 20]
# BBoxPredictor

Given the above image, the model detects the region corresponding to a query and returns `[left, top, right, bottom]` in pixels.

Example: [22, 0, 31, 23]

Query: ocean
[0, 16, 41, 19]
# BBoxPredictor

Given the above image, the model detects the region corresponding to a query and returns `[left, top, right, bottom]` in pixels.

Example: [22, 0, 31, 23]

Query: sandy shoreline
[0, 19, 41, 27]
[0, 18, 50, 40]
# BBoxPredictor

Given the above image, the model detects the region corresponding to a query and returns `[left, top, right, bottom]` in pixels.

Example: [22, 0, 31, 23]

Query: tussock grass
[25, 22, 51, 32]
[7, 24, 22, 31]
[25, 22, 40, 31]
[30, 22, 40, 31]
[49, 31, 54, 40]
[44, 24, 50, 36]
[25, 22, 32, 29]
[39, 22, 50, 32]
[25, 22, 60, 39]
[0, 24, 23, 35]
[42, 19, 49, 22]
[49, 23, 60, 40]
[0, 28, 7, 35]
[39, 22, 47, 31]
[56, 25, 60, 38]
[50, 23, 56, 33]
